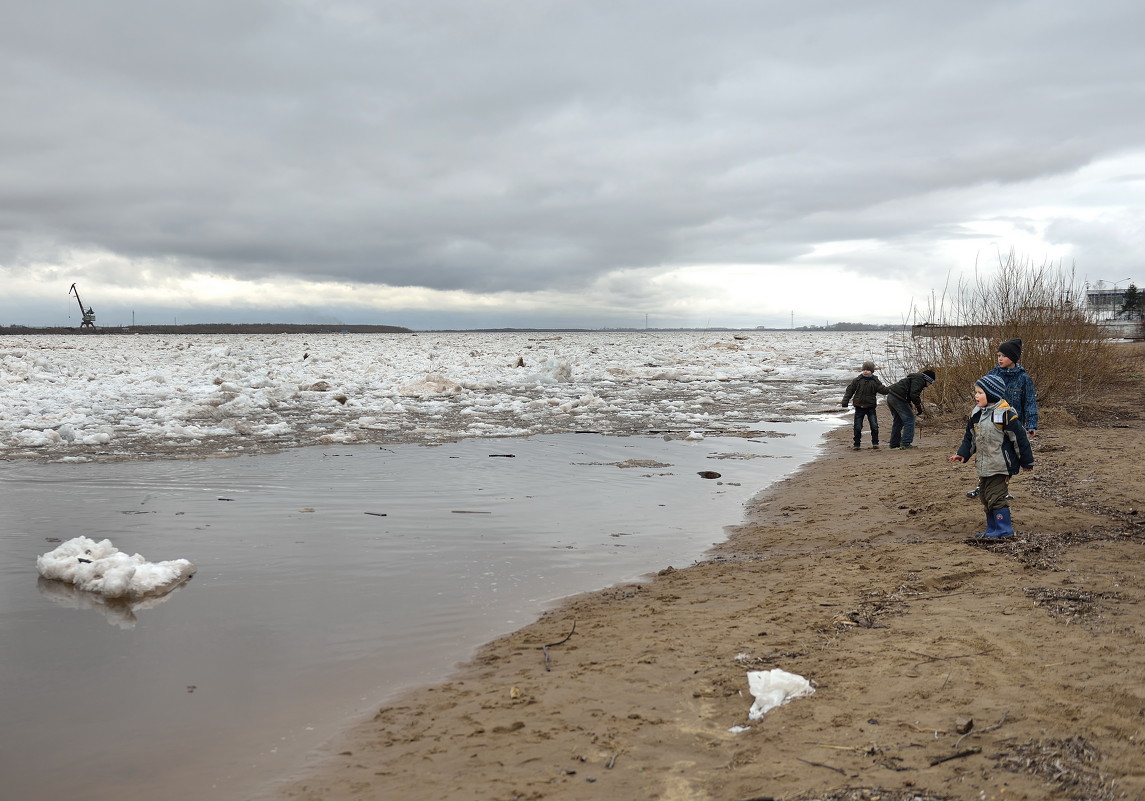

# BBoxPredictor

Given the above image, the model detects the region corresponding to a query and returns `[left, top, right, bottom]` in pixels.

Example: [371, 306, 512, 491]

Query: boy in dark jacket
[841, 361, 886, 449]
[949, 373, 1034, 538]
[881, 368, 935, 449]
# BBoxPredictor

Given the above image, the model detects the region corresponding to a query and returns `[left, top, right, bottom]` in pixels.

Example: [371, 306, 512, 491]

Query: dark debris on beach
[965, 527, 1144, 571]
[779, 787, 956, 801]
[990, 736, 1123, 801]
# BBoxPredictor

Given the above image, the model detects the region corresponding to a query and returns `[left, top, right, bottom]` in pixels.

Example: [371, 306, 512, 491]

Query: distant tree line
[760, 322, 907, 332]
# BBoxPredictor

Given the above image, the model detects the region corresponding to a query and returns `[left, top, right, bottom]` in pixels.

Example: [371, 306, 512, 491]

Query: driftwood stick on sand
[929, 746, 982, 766]
[541, 620, 577, 671]
[954, 710, 1010, 750]
[795, 757, 847, 776]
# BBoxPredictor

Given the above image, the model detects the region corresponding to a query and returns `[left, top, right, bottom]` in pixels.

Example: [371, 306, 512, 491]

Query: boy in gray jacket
[841, 361, 885, 449]
[949, 373, 1034, 538]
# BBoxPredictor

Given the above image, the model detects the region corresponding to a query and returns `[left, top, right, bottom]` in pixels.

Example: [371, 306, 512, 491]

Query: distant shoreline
[1, 323, 907, 336]
[0, 323, 413, 335]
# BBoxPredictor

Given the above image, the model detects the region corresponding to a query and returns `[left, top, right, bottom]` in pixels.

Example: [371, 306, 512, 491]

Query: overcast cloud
[2, 0, 1144, 329]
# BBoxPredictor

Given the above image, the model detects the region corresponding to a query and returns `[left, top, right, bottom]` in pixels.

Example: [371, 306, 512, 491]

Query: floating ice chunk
[684, 430, 704, 441]
[36, 537, 196, 601]
[555, 392, 599, 414]
[525, 358, 573, 384]
[399, 374, 463, 396]
[16, 429, 61, 446]
[544, 359, 573, 382]
[746, 668, 814, 720]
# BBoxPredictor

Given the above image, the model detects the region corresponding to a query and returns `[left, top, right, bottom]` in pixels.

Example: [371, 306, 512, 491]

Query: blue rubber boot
[988, 507, 1015, 539]
[976, 511, 999, 539]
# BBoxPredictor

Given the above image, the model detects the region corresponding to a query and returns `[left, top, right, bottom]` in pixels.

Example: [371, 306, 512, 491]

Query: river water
[0, 424, 835, 801]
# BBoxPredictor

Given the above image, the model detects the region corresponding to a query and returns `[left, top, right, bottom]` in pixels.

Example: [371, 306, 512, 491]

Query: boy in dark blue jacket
[990, 337, 1038, 435]
[949, 374, 1034, 538]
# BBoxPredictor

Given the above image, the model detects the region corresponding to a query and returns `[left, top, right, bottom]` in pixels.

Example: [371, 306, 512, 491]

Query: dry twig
[540, 620, 577, 671]
[929, 746, 981, 767]
[954, 710, 1009, 749]
[796, 756, 847, 776]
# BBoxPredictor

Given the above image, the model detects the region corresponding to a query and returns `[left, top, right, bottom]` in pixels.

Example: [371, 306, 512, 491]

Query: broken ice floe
[36, 536, 196, 602]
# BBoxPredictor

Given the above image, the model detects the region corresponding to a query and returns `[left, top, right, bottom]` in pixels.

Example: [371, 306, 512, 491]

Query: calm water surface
[0, 426, 833, 801]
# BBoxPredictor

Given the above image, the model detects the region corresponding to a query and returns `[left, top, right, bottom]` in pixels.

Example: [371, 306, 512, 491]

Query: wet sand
[275, 342, 1145, 801]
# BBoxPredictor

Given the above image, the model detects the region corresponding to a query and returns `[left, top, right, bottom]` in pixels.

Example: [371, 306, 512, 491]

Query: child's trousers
[852, 407, 879, 446]
[977, 474, 1010, 512]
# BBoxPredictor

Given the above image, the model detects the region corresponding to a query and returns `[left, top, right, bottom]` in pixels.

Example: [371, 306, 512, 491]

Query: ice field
[1, 330, 895, 460]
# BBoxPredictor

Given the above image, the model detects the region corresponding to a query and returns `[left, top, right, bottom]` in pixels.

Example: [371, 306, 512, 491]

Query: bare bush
[883, 251, 1114, 412]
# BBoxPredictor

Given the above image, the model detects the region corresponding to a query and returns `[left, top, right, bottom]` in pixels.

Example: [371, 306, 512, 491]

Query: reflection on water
[37, 576, 195, 629]
[0, 427, 831, 801]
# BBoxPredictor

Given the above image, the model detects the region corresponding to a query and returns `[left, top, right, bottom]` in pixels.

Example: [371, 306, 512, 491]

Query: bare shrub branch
[883, 250, 1112, 412]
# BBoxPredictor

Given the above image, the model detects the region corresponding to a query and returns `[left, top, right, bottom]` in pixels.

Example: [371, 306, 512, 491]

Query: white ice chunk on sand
[36, 536, 196, 601]
[746, 668, 814, 720]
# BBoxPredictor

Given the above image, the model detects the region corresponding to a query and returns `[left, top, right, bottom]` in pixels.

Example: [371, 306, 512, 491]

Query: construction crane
[69, 283, 96, 327]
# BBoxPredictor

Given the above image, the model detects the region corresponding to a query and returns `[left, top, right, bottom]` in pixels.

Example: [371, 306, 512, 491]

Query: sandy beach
[276, 342, 1144, 801]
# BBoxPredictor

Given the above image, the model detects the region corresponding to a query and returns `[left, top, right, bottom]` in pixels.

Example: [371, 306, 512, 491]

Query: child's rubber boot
[988, 507, 1015, 539]
[976, 511, 999, 539]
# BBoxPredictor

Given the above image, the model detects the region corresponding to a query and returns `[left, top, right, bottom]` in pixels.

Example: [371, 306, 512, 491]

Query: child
[841, 361, 886, 449]
[949, 374, 1034, 538]
[991, 338, 1038, 436]
[880, 368, 936, 449]
[967, 337, 1039, 497]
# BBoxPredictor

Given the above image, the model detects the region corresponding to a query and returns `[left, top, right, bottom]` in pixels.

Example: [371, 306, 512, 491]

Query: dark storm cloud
[2, 0, 1145, 297]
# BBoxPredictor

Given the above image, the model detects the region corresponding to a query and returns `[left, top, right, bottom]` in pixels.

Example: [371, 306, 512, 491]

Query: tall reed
[883, 252, 1113, 412]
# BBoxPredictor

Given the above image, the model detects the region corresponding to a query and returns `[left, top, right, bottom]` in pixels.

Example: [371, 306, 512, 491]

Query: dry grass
[882, 252, 1117, 412]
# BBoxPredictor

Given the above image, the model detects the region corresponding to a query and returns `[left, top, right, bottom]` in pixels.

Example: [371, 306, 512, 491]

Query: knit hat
[976, 373, 1006, 403]
[998, 338, 1022, 363]
[862, 361, 876, 372]
[921, 369, 936, 383]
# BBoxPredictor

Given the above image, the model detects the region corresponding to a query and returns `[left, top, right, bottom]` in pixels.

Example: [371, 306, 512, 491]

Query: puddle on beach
[0, 425, 833, 801]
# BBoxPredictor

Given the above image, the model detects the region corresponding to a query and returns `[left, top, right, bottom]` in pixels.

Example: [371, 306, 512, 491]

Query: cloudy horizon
[3, 1, 1144, 331]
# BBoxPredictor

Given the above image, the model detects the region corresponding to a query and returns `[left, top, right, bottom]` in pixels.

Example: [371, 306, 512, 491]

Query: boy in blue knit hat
[949, 373, 1034, 538]
[966, 337, 1039, 497]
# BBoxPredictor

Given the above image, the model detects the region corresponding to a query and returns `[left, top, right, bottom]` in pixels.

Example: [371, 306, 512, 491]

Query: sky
[2, 1, 1144, 331]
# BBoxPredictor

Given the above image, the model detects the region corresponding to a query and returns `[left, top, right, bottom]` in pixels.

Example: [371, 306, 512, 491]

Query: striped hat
[976, 373, 1006, 403]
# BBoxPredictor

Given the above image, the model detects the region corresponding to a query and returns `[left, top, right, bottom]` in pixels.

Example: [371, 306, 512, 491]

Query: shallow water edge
[1, 421, 843, 801]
